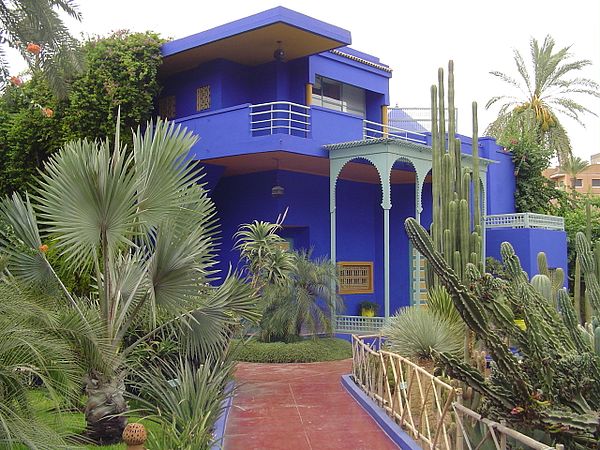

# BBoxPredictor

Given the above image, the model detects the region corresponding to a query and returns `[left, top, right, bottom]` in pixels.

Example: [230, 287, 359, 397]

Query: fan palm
[486, 35, 600, 163]
[0, 0, 82, 97]
[560, 154, 589, 191]
[0, 117, 259, 443]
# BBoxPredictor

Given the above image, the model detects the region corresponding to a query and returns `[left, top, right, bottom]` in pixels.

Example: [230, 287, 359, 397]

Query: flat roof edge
[162, 6, 352, 58]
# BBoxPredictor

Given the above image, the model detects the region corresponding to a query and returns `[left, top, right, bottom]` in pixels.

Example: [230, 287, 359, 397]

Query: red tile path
[224, 359, 399, 450]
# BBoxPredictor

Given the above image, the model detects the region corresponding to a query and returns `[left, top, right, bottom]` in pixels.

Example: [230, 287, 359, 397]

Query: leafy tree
[486, 35, 600, 163]
[499, 115, 564, 214]
[0, 75, 62, 194]
[0, 118, 259, 444]
[0, 31, 164, 196]
[560, 154, 589, 191]
[63, 31, 163, 145]
[0, 0, 82, 98]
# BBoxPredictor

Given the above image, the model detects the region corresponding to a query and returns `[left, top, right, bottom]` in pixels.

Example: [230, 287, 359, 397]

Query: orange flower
[39, 244, 49, 253]
[9, 76, 22, 87]
[26, 43, 41, 54]
[41, 107, 54, 118]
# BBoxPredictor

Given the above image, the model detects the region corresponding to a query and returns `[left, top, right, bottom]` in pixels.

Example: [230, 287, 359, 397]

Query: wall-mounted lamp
[273, 40, 285, 62]
[272, 157, 285, 198]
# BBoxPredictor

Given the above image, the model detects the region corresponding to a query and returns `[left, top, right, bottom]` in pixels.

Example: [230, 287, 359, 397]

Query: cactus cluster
[404, 61, 600, 447]
[405, 219, 600, 447]
[530, 252, 564, 308]
[428, 61, 482, 284]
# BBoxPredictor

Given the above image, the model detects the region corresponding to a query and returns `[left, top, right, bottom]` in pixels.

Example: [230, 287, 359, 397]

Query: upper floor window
[592, 179, 600, 187]
[158, 96, 176, 119]
[575, 178, 583, 187]
[312, 75, 365, 117]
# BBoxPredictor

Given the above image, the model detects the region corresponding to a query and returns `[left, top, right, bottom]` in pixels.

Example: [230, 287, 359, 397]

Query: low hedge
[232, 337, 352, 363]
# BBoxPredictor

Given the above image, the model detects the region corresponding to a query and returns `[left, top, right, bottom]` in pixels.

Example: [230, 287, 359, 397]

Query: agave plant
[0, 117, 259, 443]
[382, 306, 463, 362]
[129, 351, 236, 450]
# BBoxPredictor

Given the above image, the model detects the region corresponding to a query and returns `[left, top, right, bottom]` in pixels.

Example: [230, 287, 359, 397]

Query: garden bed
[232, 337, 352, 363]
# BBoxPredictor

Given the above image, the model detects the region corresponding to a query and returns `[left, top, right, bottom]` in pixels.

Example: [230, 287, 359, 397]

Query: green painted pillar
[383, 206, 390, 318]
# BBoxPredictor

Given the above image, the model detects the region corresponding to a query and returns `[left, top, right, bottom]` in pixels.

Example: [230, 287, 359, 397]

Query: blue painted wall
[209, 166, 420, 315]
[486, 228, 568, 286]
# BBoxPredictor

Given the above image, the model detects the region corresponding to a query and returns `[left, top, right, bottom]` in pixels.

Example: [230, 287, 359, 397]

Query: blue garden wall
[486, 228, 568, 286]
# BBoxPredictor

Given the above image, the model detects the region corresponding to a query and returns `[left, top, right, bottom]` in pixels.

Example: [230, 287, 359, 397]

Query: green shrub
[232, 338, 352, 363]
[382, 306, 463, 360]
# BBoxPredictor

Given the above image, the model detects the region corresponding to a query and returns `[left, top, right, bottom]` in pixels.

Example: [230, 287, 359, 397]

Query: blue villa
[158, 7, 567, 333]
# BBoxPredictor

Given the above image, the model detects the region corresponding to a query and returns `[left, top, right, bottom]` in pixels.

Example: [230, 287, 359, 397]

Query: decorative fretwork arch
[326, 138, 493, 317]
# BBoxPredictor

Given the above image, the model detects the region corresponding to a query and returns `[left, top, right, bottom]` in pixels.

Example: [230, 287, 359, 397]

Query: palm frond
[35, 138, 138, 271]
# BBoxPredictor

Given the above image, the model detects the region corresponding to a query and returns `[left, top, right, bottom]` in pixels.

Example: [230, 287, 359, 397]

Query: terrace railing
[363, 119, 427, 144]
[484, 213, 564, 231]
[335, 315, 386, 334]
[250, 101, 310, 137]
[351, 335, 564, 450]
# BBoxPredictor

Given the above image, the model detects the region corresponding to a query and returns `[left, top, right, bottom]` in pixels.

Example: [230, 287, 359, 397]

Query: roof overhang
[160, 7, 352, 77]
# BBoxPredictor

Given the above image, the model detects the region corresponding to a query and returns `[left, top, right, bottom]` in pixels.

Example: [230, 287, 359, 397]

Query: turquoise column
[383, 206, 390, 318]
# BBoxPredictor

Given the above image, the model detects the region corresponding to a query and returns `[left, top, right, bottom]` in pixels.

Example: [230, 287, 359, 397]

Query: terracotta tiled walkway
[224, 359, 399, 450]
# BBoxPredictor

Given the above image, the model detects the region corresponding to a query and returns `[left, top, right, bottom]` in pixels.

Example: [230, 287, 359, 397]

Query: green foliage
[382, 306, 464, 360]
[426, 285, 462, 327]
[428, 61, 482, 285]
[0, 117, 259, 443]
[129, 354, 235, 450]
[0, 77, 64, 194]
[0, 31, 164, 196]
[62, 31, 163, 145]
[0, 0, 83, 98]
[486, 35, 600, 163]
[405, 216, 600, 447]
[259, 250, 342, 343]
[232, 338, 352, 363]
[235, 218, 295, 289]
[0, 284, 86, 449]
[501, 124, 563, 214]
[358, 300, 379, 313]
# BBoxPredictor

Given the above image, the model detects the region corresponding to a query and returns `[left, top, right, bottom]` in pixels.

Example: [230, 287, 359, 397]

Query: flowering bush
[26, 43, 41, 54]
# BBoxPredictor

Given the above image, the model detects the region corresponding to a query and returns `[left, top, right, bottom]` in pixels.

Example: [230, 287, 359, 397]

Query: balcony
[174, 101, 428, 160]
[484, 213, 565, 231]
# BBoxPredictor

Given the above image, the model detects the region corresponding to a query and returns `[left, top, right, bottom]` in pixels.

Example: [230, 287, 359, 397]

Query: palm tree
[0, 0, 82, 97]
[560, 154, 589, 191]
[486, 35, 600, 163]
[259, 251, 343, 342]
[0, 117, 259, 443]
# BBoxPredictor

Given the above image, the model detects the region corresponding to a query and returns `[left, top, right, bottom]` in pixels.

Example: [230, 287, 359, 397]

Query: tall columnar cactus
[428, 61, 482, 285]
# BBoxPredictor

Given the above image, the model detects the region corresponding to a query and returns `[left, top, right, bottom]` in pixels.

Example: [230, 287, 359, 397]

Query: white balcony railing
[484, 213, 564, 231]
[335, 315, 387, 333]
[363, 119, 427, 144]
[250, 101, 310, 137]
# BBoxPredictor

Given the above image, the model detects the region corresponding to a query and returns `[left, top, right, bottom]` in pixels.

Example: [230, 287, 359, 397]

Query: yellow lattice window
[338, 261, 373, 294]
[196, 85, 210, 111]
[158, 96, 176, 119]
